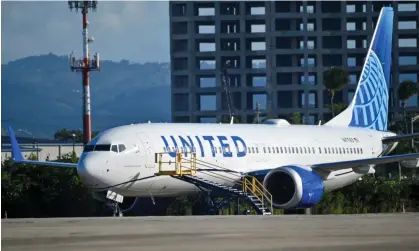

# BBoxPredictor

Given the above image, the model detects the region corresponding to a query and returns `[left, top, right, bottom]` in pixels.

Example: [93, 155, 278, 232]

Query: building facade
[170, 1, 419, 124]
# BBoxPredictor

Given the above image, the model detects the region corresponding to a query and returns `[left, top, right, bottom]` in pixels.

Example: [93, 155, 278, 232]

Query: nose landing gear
[92, 190, 139, 217]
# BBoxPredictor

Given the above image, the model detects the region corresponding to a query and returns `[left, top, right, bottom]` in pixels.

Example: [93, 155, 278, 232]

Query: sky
[1, 1, 169, 64]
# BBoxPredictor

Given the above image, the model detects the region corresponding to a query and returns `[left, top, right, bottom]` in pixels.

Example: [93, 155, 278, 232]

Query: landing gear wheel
[110, 202, 123, 217]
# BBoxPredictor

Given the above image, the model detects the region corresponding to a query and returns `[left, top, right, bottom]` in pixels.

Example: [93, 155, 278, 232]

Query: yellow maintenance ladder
[155, 151, 273, 215]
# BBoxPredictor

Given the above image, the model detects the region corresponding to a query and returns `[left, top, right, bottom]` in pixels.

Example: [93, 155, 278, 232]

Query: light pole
[410, 115, 419, 149]
[72, 133, 76, 154]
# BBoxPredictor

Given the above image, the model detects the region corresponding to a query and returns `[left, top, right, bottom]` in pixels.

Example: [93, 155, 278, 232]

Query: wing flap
[312, 153, 419, 172]
[7, 125, 78, 169]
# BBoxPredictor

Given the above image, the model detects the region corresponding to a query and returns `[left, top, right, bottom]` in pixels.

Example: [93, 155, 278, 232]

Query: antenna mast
[68, 1, 100, 145]
[221, 65, 235, 121]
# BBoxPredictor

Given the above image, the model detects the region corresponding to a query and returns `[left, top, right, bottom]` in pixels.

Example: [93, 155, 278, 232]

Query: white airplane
[6, 7, 419, 215]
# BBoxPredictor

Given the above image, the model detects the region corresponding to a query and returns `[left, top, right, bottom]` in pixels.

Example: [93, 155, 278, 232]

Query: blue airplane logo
[161, 135, 247, 158]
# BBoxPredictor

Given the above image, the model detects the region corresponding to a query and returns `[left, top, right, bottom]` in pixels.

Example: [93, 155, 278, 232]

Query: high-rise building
[169, 1, 419, 124]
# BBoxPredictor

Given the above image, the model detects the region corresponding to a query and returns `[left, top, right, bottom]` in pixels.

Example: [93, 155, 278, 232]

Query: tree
[290, 112, 302, 124]
[323, 67, 349, 117]
[324, 103, 349, 119]
[398, 80, 418, 133]
[54, 129, 99, 142]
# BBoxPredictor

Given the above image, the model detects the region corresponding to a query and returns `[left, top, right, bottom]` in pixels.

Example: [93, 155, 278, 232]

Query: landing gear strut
[92, 190, 139, 217]
[107, 201, 123, 217]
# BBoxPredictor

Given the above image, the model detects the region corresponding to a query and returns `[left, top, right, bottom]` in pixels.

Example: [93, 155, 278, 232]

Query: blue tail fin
[325, 7, 394, 132]
[7, 126, 24, 161]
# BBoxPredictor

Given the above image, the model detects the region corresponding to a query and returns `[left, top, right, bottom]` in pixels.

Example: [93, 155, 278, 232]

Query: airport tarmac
[2, 213, 419, 251]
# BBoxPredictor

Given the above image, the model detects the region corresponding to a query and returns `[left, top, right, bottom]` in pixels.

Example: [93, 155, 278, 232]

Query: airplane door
[137, 133, 155, 168]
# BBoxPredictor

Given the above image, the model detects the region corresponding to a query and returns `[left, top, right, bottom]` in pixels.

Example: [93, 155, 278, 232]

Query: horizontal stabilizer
[382, 133, 419, 144]
[7, 125, 78, 168]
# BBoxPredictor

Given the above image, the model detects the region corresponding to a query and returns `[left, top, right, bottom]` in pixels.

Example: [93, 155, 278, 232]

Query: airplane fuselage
[77, 122, 395, 198]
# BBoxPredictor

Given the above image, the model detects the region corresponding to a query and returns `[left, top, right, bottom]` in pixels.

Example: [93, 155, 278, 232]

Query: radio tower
[68, 1, 100, 145]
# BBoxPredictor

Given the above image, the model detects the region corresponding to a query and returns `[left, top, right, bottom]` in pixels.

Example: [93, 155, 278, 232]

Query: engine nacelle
[263, 165, 325, 209]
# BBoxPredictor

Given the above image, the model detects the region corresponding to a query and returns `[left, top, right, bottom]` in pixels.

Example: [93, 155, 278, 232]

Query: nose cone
[77, 153, 106, 188]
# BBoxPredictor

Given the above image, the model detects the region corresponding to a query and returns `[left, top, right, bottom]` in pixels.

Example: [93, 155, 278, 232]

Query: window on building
[347, 40, 356, 49]
[363, 39, 367, 48]
[308, 57, 315, 66]
[346, 22, 356, 31]
[307, 40, 315, 49]
[303, 115, 316, 125]
[299, 40, 304, 49]
[399, 38, 417, 48]
[300, 23, 304, 31]
[398, 21, 417, 30]
[349, 74, 357, 84]
[399, 56, 417, 66]
[362, 22, 366, 30]
[307, 5, 314, 13]
[399, 73, 418, 83]
[347, 57, 356, 66]
[308, 93, 316, 108]
[348, 91, 355, 102]
[398, 3, 417, 11]
[346, 4, 355, 13]
[307, 23, 314, 31]
[308, 75, 316, 85]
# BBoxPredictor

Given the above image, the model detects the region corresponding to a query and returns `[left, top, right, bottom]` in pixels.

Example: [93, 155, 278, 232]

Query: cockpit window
[83, 144, 125, 153]
[118, 144, 126, 152]
[83, 145, 95, 152]
[94, 144, 111, 151]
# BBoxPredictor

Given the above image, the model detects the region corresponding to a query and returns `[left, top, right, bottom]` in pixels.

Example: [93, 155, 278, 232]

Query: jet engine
[262, 165, 325, 209]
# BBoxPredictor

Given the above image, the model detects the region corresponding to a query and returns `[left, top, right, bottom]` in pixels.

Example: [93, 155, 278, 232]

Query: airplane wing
[246, 153, 419, 177]
[311, 153, 419, 172]
[382, 132, 419, 144]
[7, 126, 78, 168]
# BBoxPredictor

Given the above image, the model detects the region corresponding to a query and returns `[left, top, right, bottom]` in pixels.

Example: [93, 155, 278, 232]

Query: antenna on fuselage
[318, 120, 322, 125]
[230, 116, 234, 124]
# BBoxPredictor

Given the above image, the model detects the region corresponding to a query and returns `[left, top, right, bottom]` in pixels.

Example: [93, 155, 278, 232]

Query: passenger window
[111, 145, 118, 153]
[319, 147, 322, 154]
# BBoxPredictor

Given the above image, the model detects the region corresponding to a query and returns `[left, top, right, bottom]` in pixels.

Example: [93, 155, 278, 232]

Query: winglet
[7, 126, 24, 161]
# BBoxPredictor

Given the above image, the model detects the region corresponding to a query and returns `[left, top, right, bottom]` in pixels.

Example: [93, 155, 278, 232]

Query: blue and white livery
[6, 7, 419, 210]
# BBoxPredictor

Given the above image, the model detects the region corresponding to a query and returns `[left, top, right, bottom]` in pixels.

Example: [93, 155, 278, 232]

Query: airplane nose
[77, 154, 104, 187]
